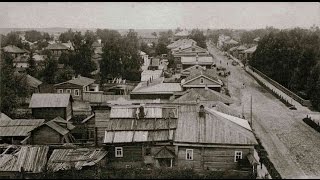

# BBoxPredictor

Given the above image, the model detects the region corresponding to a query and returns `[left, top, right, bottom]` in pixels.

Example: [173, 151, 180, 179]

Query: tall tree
[41, 57, 58, 84]
[25, 30, 43, 43]
[189, 29, 207, 49]
[0, 52, 18, 116]
[26, 50, 37, 77]
[55, 65, 75, 83]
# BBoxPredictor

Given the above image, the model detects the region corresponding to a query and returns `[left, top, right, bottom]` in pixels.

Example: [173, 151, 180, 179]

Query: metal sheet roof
[0, 119, 45, 136]
[104, 130, 174, 143]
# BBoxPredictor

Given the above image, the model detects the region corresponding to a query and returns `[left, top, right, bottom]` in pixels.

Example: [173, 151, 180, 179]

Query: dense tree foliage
[249, 28, 320, 110]
[26, 50, 37, 77]
[40, 57, 58, 84]
[99, 29, 142, 82]
[0, 53, 28, 115]
[189, 29, 207, 49]
[1, 31, 25, 49]
[58, 29, 75, 43]
[55, 65, 75, 83]
[25, 30, 43, 43]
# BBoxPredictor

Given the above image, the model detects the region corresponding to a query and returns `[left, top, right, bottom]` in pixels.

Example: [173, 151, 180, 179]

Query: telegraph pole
[250, 95, 253, 128]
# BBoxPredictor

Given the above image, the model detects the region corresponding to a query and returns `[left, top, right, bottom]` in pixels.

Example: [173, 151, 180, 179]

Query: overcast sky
[0, 2, 319, 29]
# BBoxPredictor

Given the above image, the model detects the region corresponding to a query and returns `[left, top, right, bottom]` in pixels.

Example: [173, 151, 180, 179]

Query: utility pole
[250, 95, 253, 128]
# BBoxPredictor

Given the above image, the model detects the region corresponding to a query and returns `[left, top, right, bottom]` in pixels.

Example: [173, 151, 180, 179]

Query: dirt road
[207, 42, 320, 179]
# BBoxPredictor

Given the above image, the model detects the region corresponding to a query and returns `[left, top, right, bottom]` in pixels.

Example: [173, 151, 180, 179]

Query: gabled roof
[182, 70, 222, 86]
[54, 75, 95, 87]
[29, 93, 72, 108]
[14, 72, 42, 88]
[172, 45, 206, 54]
[0, 119, 45, 136]
[2, 45, 28, 53]
[38, 117, 75, 136]
[172, 88, 234, 104]
[174, 104, 257, 145]
[181, 64, 206, 74]
[154, 146, 175, 159]
[47, 148, 107, 172]
[0, 145, 49, 173]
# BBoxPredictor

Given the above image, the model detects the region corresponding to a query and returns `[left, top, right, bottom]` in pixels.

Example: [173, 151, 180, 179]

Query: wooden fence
[249, 66, 312, 107]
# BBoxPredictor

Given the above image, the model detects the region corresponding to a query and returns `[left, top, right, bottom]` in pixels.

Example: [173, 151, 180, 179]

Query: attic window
[200, 78, 204, 84]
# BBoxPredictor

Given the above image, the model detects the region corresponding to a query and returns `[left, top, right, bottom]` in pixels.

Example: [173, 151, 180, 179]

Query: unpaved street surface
[207, 42, 320, 179]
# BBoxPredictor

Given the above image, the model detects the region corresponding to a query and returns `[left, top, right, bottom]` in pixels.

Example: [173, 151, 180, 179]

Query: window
[145, 147, 151, 156]
[234, 151, 242, 162]
[66, 89, 71, 94]
[115, 147, 123, 157]
[74, 89, 80, 96]
[186, 149, 193, 160]
[58, 89, 63, 93]
[200, 78, 204, 84]
[88, 129, 95, 139]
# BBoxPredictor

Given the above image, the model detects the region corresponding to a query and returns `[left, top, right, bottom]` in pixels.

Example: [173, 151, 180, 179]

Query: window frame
[66, 89, 72, 94]
[115, 147, 123, 158]
[58, 89, 64, 93]
[234, 151, 243, 162]
[186, 149, 193, 160]
[74, 89, 80, 96]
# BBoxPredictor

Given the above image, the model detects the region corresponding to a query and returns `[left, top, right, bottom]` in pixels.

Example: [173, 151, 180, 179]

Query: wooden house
[172, 44, 209, 57]
[54, 75, 99, 100]
[174, 30, 190, 40]
[0, 118, 44, 145]
[167, 38, 196, 50]
[46, 42, 74, 60]
[30, 116, 75, 145]
[0, 145, 49, 179]
[29, 93, 73, 121]
[103, 104, 178, 169]
[174, 104, 258, 172]
[2, 45, 29, 58]
[181, 70, 223, 92]
[14, 72, 43, 95]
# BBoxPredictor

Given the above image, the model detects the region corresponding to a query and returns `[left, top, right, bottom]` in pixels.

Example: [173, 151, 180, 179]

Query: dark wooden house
[30, 116, 75, 145]
[103, 105, 178, 169]
[29, 93, 73, 121]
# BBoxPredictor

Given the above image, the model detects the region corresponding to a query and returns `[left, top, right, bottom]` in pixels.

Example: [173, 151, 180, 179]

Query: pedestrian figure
[227, 62, 228, 66]
[220, 60, 221, 64]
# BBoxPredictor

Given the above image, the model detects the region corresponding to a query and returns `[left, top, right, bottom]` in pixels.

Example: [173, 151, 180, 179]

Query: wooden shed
[30, 117, 76, 145]
[29, 93, 73, 121]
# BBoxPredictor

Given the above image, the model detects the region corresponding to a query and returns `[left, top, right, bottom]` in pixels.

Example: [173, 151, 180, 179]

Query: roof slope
[15, 72, 43, 88]
[13, 54, 29, 63]
[0, 119, 45, 136]
[46, 43, 69, 50]
[180, 56, 214, 65]
[2, 45, 28, 53]
[182, 70, 222, 86]
[132, 77, 182, 94]
[0, 113, 12, 121]
[55, 75, 95, 87]
[172, 88, 234, 104]
[0, 145, 49, 173]
[47, 148, 107, 172]
[41, 117, 75, 135]
[29, 93, 72, 108]
[174, 105, 257, 145]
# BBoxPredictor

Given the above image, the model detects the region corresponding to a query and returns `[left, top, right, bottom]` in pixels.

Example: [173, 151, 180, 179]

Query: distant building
[180, 55, 214, 70]
[140, 51, 150, 67]
[46, 42, 73, 59]
[243, 45, 257, 64]
[54, 75, 99, 100]
[141, 69, 163, 82]
[172, 44, 209, 57]
[181, 70, 223, 92]
[174, 29, 190, 40]
[14, 72, 43, 95]
[29, 93, 73, 121]
[2, 45, 29, 58]
[130, 77, 183, 99]
[139, 34, 158, 46]
[167, 38, 196, 50]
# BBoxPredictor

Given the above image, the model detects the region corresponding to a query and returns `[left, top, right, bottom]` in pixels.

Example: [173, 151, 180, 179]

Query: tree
[42, 32, 52, 41]
[26, 50, 37, 77]
[189, 29, 207, 49]
[2, 31, 24, 48]
[25, 30, 43, 43]
[55, 65, 75, 83]
[41, 57, 58, 84]
[152, 32, 157, 37]
[1, 52, 19, 116]
[59, 29, 75, 43]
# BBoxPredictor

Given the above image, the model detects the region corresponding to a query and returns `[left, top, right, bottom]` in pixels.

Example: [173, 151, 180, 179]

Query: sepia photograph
[0, 2, 320, 179]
